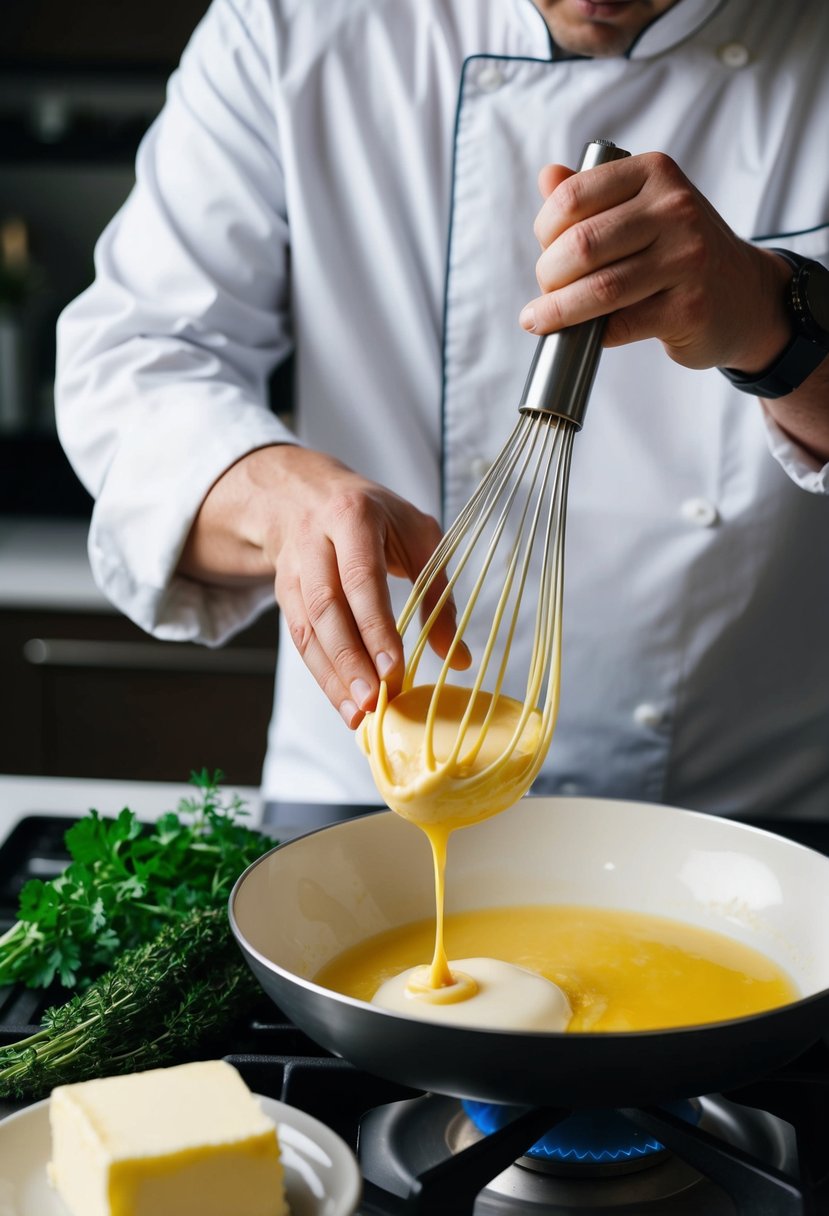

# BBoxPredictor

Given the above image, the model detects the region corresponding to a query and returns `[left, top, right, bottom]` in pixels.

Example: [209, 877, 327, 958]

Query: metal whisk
[368, 140, 630, 825]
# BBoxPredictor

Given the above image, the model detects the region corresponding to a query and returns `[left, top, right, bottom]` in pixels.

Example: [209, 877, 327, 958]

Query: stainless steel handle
[22, 637, 276, 675]
[518, 138, 631, 428]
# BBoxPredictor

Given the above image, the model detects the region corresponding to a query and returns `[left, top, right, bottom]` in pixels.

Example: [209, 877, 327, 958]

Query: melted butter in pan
[316, 904, 799, 1033]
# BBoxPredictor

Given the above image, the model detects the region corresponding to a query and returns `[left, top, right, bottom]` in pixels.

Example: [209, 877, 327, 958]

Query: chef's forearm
[762, 361, 829, 465]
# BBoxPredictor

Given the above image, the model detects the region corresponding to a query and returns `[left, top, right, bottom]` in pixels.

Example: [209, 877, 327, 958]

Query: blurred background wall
[0, 2, 282, 787]
[0, 0, 211, 514]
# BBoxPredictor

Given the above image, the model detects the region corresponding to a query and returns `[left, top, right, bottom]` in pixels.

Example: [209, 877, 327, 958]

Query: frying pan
[229, 796, 829, 1108]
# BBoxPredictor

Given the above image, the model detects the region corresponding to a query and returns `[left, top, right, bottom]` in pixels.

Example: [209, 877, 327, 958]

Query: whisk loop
[402, 413, 570, 767]
[364, 140, 630, 827]
[363, 410, 573, 825]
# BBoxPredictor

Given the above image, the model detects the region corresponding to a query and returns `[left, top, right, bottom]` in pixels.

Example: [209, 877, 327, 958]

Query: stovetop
[2, 813, 829, 1215]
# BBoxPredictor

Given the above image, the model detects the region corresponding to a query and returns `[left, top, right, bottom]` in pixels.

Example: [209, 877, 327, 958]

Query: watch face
[803, 261, 829, 342]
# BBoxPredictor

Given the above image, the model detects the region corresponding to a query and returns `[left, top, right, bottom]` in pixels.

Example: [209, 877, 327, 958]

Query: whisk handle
[518, 138, 631, 428]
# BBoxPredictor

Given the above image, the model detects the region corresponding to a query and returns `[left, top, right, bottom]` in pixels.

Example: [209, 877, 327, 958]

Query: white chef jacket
[56, 0, 829, 819]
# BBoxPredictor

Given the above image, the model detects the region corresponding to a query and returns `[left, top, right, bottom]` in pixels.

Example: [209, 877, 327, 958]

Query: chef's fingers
[523, 161, 734, 342]
[515, 246, 646, 335]
[532, 151, 680, 251]
[386, 511, 472, 672]
[537, 163, 574, 206]
[329, 502, 408, 706]
[275, 553, 365, 729]
[302, 517, 407, 722]
[533, 190, 658, 297]
[417, 571, 473, 671]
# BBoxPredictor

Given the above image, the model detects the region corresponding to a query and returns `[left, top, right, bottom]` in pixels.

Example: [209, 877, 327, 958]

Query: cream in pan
[373, 957, 572, 1031]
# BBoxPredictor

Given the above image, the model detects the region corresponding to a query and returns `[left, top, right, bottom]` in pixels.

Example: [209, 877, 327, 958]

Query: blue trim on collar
[520, 0, 555, 59]
[752, 221, 829, 243]
[628, 0, 728, 59]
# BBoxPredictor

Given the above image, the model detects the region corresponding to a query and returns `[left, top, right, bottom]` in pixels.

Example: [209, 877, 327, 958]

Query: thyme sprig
[0, 908, 261, 1101]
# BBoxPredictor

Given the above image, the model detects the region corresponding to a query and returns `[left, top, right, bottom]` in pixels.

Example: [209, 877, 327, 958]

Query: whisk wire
[400, 413, 538, 692]
[393, 409, 576, 786]
[420, 421, 542, 770]
[453, 415, 566, 773]
[531, 419, 574, 760]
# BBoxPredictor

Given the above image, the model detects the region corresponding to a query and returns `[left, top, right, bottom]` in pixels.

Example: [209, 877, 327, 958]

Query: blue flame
[462, 1100, 699, 1163]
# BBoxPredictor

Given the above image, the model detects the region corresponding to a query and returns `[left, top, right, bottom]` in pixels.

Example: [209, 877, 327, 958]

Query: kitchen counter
[0, 772, 264, 839]
[0, 517, 111, 611]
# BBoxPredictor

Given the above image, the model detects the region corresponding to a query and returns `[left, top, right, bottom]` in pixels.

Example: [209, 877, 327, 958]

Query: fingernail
[350, 678, 372, 709]
[375, 651, 395, 678]
[339, 699, 359, 727]
[456, 641, 473, 669]
[519, 306, 537, 332]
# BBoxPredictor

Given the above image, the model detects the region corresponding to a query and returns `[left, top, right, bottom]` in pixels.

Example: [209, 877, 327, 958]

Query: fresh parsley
[0, 770, 273, 991]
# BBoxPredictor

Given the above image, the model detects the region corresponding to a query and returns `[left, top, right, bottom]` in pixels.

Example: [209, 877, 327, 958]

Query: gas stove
[2, 813, 829, 1214]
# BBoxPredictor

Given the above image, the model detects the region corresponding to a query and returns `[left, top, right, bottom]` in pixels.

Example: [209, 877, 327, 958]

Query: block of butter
[48, 1059, 289, 1216]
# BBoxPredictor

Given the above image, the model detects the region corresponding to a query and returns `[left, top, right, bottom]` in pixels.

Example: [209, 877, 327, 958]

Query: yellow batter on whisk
[359, 683, 544, 829]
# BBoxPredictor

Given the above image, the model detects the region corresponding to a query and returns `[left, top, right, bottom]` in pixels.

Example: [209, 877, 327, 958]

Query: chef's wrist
[180, 442, 299, 584]
[722, 249, 793, 376]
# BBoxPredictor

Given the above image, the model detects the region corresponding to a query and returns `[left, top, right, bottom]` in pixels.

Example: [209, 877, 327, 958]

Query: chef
[55, 0, 829, 819]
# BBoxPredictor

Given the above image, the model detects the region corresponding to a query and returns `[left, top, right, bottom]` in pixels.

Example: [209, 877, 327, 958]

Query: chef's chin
[537, 0, 677, 59]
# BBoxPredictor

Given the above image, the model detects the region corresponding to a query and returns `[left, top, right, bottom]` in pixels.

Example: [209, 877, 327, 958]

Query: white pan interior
[233, 796, 829, 1002]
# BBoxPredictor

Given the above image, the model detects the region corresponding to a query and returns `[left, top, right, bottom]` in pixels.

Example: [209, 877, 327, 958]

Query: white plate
[0, 1094, 362, 1216]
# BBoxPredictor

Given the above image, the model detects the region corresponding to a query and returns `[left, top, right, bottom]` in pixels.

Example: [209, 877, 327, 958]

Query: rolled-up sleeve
[55, 0, 295, 646]
[761, 407, 829, 495]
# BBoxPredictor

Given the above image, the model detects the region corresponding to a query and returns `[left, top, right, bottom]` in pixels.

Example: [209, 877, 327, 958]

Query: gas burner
[359, 1093, 797, 1214]
[461, 1099, 701, 1177]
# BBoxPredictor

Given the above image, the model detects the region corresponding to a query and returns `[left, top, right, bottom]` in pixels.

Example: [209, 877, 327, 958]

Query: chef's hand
[179, 445, 468, 728]
[520, 152, 792, 376]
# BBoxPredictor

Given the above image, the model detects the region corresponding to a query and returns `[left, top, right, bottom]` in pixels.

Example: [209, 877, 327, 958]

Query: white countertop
[0, 518, 112, 611]
[0, 773, 264, 839]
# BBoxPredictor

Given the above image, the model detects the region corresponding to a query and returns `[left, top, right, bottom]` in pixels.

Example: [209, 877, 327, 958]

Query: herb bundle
[0, 770, 273, 990]
[0, 907, 261, 1101]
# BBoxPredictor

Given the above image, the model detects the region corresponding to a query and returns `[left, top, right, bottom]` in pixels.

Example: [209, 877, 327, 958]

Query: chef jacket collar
[515, 0, 727, 61]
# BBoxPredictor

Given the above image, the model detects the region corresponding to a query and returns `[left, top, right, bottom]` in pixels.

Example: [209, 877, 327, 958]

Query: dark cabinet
[3, 0, 211, 72]
[1, 606, 278, 785]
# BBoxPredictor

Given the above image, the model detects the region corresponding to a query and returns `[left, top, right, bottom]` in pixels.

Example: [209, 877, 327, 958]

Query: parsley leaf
[0, 771, 272, 992]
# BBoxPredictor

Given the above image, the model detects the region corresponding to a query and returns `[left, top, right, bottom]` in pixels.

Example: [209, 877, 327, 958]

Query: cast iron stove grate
[2, 814, 829, 1215]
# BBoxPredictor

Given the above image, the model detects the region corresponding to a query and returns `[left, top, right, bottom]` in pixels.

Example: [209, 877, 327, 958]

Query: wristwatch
[719, 248, 829, 398]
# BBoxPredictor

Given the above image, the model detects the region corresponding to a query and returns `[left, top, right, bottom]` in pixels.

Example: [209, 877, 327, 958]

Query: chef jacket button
[717, 41, 750, 68]
[680, 497, 719, 528]
[476, 63, 504, 92]
[559, 781, 580, 796]
[469, 456, 492, 482]
[633, 703, 666, 730]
